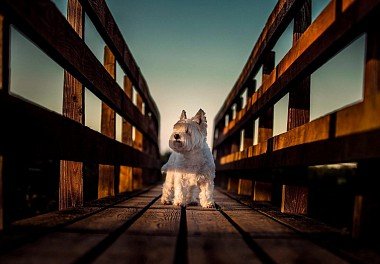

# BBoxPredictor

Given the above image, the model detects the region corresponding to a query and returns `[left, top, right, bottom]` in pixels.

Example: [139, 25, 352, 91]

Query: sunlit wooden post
[98, 46, 116, 198]
[59, 0, 84, 210]
[352, 24, 380, 238]
[253, 51, 275, 202]
[133, 91, 143, 189]
[281, 0, 311, 214]
[119, 76, 133, 193]
[0, 13, 9, 230]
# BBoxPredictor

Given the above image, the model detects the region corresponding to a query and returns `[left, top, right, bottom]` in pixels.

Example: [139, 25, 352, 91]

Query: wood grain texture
[238, 179, 252, 196]
[187, 209, 261, 264]
[227, 177, 239, 193]
[0, 94, 160, 169]
[253, 181, 272, 202]
[364, 21, 380, 99]
[0, 0, 158, 146]
[78, 0, 160, 123]
[60, 0, 84, 211]
[281, 185, 308, 214]
[214, 0, 304, 125]
[213, 0, 380, 148]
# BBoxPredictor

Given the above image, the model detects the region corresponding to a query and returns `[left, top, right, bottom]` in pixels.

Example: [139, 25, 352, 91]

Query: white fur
[161, 109, 215, 208]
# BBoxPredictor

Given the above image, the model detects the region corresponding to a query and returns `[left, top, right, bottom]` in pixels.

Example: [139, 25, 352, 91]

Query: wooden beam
[0, 13, 9, 231]
[99, 46, 116, 199]
[78, 0, 160, 123]
[258, 51, 275, 143]
[253, 181, 273, 202]
[119, 75, 133, 193]
[227, 177, 239, 194]
[214, 0, 304, 125]
[238, 179, 252, 196]
[282, 0, 311, 215]
[0, 0, 158, 145]
[213, 0, 380, 148]
[132, 92, 144, 190]
[59, 0, 84, 210]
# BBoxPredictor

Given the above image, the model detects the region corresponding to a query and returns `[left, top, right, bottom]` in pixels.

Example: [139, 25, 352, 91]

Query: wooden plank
[94, 200, 180, 263]
[217, 98, 380, 171]
[213, 0, 380, 148]
[238, 179, 252, 196]
[282, 0, 311, 215]
[258, 51, 274, 143]
[215, 191, 347, 263]
[119, 76, 133, 193]
[0, 0, 158, 145]
[214, 0, 305, 125]
[60, 0, 84, 210]
[78, 0, 160, 123]
[0, 13, 8, 231]
[227, 177, 239, 193]
[186, 209, 261, 264]
[253, 181, 272, 202]
[98, 46, 116, 199]
[0, 94, 160, 169]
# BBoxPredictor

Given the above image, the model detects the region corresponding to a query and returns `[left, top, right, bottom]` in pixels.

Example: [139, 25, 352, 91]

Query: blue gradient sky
[10, 0, 364, 154]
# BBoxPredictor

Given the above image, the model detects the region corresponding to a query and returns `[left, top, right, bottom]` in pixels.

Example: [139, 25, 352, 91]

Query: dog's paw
[173, 200, 185, 207]
[162, 200, 172, 205]
[187, 201, 198, 206]
[201, 202, 215, 208]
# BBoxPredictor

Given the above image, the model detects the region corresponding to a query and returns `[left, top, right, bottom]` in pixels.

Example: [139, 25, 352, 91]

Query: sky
[10, 0, 365, 154]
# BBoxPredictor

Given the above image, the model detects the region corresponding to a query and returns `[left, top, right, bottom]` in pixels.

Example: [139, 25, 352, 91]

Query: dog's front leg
[199, 180, 215, 208]
[173, 174, 186, 207]
[161, 170, 174, 204]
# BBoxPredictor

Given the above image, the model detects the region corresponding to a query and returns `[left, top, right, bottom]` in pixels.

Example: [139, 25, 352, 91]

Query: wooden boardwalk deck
[2, 184, 375, 264]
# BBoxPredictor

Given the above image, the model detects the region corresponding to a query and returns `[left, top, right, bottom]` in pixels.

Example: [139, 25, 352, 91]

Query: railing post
[59, 0, 84, 210]
[133, 91, 143, 190]
[98, 45, 116, 198]
[119, 76, 133, 193]
[253, 51, 275, 202]
[281, 0, 311, 215]
[352, 23, 380, 238]
[0, 13, 9, 231]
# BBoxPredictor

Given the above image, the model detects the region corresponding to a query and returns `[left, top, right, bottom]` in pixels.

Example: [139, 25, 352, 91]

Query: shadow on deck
[1, 184, 379, 264]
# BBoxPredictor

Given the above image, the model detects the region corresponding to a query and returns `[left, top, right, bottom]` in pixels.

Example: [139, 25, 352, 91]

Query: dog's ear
[180, 110, 187, 120]
[192, 109, 207, 125]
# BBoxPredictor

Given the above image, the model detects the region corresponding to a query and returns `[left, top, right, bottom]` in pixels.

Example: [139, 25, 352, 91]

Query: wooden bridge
[0, 0, 380, 263]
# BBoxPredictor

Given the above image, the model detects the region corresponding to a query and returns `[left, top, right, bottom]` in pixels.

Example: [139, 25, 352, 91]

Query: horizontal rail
[214, 0, 380, 148]
[214, 0, 305, 125]
[0, 93, 160, 169]
[79, 0, 160, 123]
[0, 0, 158, 145]
[217, 99, 380, 171]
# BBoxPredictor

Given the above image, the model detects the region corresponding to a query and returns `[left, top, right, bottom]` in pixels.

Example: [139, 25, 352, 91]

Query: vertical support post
[133, 92, 143, 189]
[119, 76, 133, 193]
[282, 0, 311, 214]
[98, 46, 116, 198]
[227, 177, 239, 194]
[352, 24, 380, 238]
[0, 13, 9, 231]
[238, 179, 253, 195]
[60, 0, 84, 210]
[253, 51, 275, 202]
[243, 79, 257, 149]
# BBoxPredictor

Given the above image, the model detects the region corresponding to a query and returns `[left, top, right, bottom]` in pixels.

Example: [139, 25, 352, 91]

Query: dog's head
[169, 109, 207, 153]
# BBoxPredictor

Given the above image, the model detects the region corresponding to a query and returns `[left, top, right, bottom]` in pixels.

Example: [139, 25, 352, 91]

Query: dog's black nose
[174, 134, 180, 140]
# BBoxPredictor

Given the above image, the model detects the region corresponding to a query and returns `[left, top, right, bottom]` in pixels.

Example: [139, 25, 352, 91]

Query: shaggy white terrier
[161, 109, 215, 208]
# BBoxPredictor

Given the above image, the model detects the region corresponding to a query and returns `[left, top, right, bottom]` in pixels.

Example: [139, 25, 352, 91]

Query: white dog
[161, 109, 215, 208]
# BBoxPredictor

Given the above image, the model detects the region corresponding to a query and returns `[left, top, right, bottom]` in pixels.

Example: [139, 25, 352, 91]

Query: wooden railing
[0, 0, 160, 230]
[213, 0, 380, 238]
